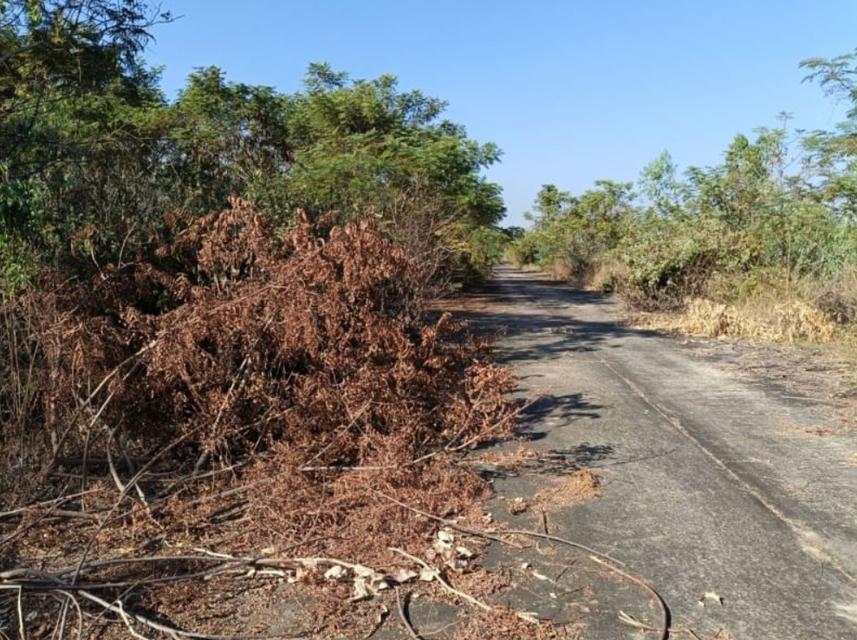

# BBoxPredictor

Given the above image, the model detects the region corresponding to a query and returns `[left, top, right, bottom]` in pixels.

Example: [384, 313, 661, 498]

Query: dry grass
[636, 296, 837, 344]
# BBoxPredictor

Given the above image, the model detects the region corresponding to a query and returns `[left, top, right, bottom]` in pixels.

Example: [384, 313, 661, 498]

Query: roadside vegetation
[0, 2, 574, 639]
[508, 53, 857, 344]
[0, 2, 509, 295]
[6, 1, 848, 637]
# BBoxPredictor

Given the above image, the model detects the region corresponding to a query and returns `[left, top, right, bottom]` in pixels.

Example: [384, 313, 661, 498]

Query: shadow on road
[520, 391, 602, 423]
[448, 270, 661, 362]
[476, 442, 618, 482]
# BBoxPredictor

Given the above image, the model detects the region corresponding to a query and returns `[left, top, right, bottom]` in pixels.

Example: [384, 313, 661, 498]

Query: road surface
[462, 266, 857, 640]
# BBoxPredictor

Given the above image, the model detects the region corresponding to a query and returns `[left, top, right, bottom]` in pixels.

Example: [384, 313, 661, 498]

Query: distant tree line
[508, 51, 857, 331]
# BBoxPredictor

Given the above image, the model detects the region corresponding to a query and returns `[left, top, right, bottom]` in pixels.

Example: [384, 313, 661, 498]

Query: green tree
[282, 65, 504, 229]
[0, 2, 177, 291]
[801, 50, 857, 221]
[639, 150, 686, 218]
[167, 66, 291, 214]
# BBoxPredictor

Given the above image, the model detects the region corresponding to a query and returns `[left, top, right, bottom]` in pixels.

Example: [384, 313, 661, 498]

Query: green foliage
[1, 0, 174, 263]
[0, 167, 42, 293]
[280, 65, 504, 232]
[0, 232, 35, 295]
[639, 150, 686, 218]
[0, 2, 506, 290]
[465, 225, 509, 277]
[506, 232, 539, 267]
[512, 180, 633, 278]
[167, 67, 291, 214]
[513, 55, 857, 320]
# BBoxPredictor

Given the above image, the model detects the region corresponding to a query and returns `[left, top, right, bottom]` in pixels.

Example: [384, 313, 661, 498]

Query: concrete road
[463, 266, 857, 640]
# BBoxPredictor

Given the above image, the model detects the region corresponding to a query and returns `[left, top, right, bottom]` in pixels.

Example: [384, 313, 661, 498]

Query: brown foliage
[1, 199, 522, 635]
[8, 197, 515, 507]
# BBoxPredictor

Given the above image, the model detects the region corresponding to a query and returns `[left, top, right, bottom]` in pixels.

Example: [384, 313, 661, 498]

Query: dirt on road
[444, 265, 857, 640]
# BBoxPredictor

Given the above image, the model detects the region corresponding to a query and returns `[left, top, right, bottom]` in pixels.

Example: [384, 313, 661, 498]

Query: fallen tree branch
[76, 588, 287, 640]
[0, 488, 100, 520]
[590, 556, 669, 640]
[376, 490, 671, 639]
[389, 547, 491, 612]
[395, 588, 422, 640]
[1, 568, 305, 640]
[373, 489, 622, 564]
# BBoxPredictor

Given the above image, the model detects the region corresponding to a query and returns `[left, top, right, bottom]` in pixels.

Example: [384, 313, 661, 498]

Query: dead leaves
[286, 528, 482, 607]
[698, 591, 724, 607]
[507, 497, 529, 515]
[424, 527, 476, 573]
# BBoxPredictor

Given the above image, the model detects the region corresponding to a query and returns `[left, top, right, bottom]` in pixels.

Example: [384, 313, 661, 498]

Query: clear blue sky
[148, 1, 857, 226]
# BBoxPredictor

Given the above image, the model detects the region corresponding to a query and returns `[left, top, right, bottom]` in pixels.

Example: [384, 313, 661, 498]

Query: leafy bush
[611, 216, 731, 309]
[513, 98, 857, 335]
[1, 0, 506, 291]
[464, 225, 511, 278]
[505, 232, 539, 266]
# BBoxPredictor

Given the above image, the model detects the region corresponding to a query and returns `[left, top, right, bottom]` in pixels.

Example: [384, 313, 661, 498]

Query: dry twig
[395, 589, 422, 640]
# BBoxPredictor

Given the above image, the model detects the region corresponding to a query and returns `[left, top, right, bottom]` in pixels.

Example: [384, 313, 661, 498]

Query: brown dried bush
[6, 198, 515, 509]
[1, 198, 525, 635]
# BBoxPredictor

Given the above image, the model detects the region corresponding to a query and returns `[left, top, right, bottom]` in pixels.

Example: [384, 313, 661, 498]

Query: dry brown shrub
[1, 199, 531, 637]
[8, 197, 516, 523]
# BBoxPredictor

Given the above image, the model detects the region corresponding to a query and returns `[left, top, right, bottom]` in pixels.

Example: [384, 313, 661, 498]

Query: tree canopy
[0, 2, 506, 291]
